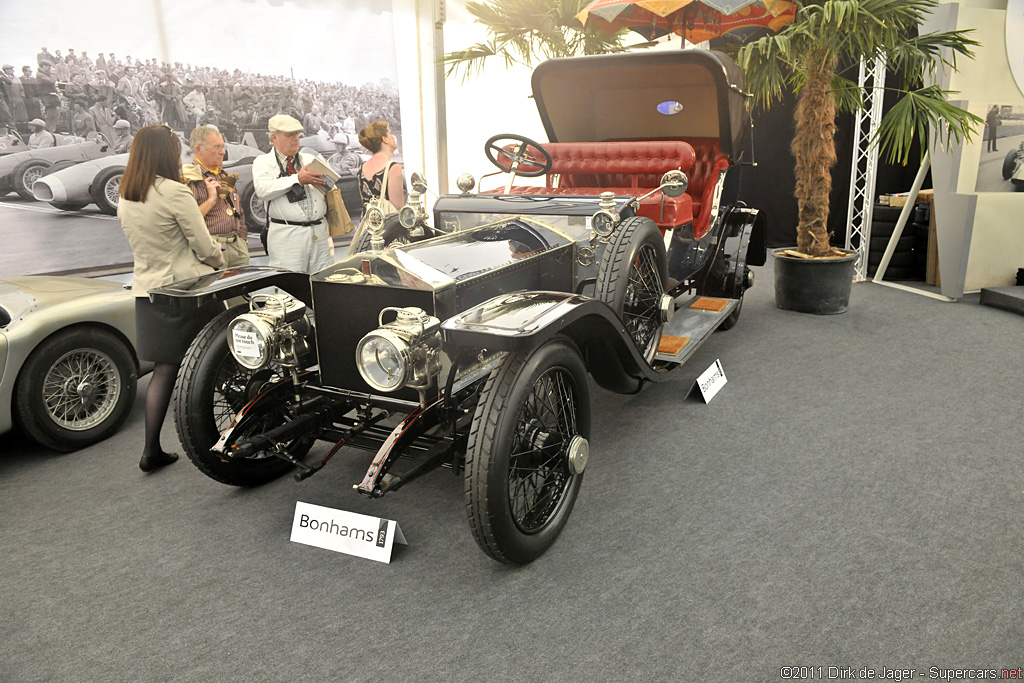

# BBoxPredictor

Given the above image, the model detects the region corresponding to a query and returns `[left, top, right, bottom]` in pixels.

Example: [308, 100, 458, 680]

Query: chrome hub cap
[566, 435, 589, 475]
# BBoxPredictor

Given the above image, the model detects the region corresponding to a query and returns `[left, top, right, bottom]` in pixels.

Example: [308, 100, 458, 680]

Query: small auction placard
[290, 501, 407, 564]
[694, 359, 727, 403]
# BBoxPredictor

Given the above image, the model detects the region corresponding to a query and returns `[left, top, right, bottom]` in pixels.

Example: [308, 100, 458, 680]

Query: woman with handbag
[357, 120, 405, 211]
[118, 124, 225, 473]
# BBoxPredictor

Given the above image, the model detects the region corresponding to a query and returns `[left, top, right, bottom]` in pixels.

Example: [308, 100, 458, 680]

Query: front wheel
[89, 166, 124, 215]
[595, 216, 668, 361]
[14, 327, 137, 451]
[173, 305, 312, 486]
[465, 338, 591, 564]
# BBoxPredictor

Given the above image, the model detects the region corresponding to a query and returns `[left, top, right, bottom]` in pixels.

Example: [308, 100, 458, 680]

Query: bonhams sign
[290, 501, 407, 563]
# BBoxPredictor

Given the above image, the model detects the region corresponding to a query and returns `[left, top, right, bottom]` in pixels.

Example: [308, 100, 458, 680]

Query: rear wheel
[1003, 150, 1018, 180]
[595, 216, 667, 361]
[465, 338, 591, 564]
[173, 305, 313, 486]
[14, 327, 137, 451]
[89, 166, 124, 215]
[13, 159, 51, 200]
[240, 182, 265, 232]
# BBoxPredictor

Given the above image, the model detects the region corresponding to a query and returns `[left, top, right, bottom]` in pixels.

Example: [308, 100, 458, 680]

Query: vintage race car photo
[32, 139, 262, 215]
[0, 129, 85, 156]
[151, 50, 767, 564]
[0, 134, 117, 201]
[33, 138, 364, 226]
[0, 276, 145, 451]
[1002, 146, 1024, 190]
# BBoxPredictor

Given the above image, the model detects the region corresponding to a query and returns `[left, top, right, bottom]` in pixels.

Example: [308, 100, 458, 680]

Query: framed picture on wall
[974, 103, 1024, 193]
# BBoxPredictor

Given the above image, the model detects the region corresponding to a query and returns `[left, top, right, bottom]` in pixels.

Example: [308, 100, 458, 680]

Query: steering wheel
[484, 134, 552, 178]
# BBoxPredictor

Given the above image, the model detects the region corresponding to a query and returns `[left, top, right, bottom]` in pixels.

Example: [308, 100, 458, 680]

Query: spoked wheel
[174, 305, 313, 486]
[466, 338, 591, 564]
[89, 167, 125, 215]
[241, 182, 266, 232]
[595, 216, 668, 362]
[14, 328, 137, 451]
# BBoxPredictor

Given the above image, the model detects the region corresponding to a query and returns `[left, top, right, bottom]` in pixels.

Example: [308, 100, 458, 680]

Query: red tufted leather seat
[494, 141, 696, 230]
[683, 138, 730, 239]
[491, 139, 728, 235]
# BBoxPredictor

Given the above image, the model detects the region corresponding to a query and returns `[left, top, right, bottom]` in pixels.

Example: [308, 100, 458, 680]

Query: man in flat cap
[252, 113, 332, 273]
[112, 119, 133, 153]
[28, 118, 55, 149]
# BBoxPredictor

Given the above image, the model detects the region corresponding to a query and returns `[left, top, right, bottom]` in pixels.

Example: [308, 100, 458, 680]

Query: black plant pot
[773, 247, 857, 315]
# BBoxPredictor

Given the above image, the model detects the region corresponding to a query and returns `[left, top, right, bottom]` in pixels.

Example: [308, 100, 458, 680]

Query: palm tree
[738, 0, 981, 257]
[442, 0, 650, 79]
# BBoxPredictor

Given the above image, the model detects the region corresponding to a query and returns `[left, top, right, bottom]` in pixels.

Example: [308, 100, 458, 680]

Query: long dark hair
[119, 125, 182, 202]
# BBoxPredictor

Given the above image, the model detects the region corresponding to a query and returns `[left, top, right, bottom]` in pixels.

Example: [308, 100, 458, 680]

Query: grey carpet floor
[2, 259, 1022, 682]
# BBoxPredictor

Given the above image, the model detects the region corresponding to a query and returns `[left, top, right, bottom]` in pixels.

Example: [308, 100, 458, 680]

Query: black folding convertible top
[531, 49, 750, 160]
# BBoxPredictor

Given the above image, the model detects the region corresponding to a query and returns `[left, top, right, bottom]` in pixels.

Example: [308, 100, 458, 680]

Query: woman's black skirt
[135, 297, 221, 364]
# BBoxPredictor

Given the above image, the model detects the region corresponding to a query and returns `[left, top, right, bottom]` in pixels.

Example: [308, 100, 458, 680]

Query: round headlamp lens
[229, 317, 270, 369]
[356, 333, 407, 392]
[399, 205, 417, 229]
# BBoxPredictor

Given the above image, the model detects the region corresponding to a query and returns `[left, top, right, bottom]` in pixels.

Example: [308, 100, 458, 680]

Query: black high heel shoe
[139, 452, 179, 473]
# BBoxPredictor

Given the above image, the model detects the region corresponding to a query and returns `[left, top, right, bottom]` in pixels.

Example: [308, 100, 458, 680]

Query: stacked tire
[866, 204, 923, 280]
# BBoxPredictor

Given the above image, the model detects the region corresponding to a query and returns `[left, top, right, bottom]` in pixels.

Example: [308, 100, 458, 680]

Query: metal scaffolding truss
[845, 56, 887, 282]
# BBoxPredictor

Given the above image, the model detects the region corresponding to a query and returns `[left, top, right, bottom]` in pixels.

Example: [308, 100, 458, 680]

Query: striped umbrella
[576, 0, 796, 44]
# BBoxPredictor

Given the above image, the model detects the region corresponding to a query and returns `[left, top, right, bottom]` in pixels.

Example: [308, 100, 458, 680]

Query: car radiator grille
[311, 281, 434, 401]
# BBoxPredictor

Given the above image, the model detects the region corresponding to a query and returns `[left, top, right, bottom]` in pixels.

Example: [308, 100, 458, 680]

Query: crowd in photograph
[0, 46, 401, 145]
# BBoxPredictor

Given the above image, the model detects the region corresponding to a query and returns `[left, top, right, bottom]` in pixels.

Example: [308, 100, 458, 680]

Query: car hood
[0, 277, 126, 328]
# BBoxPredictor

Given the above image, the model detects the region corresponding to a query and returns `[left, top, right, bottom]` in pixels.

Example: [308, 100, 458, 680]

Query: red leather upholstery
[684, 138, 730, 239]
[493, 141, 697, 229]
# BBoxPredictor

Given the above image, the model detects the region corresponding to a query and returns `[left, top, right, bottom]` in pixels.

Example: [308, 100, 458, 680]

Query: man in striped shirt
[183, 126, 249, 267]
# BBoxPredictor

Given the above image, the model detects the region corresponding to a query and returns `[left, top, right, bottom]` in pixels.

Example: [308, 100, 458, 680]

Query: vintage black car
[152, 50, 767, 564]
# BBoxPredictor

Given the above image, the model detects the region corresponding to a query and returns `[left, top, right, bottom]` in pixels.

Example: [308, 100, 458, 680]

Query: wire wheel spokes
[623, 243, 664, 355]
[103, 175, 121, 205]
[41, 349, 121, 430]
[507, 367, 579, 533]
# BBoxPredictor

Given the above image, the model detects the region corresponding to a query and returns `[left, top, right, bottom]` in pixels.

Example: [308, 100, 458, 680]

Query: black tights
[143, 362, 179, 459]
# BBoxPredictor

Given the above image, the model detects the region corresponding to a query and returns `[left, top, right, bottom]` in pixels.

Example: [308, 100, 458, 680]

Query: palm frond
[873, 85, 982, 165]
[443, 0, 634, 80]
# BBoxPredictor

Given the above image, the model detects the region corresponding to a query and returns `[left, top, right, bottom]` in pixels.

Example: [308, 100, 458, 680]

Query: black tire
[867, 250, 914, 267]
[13, 327, 137, 452]
[717, 289, 744, 331]
[347, 213, 409, 255]
[173, 305, 313, 486]
[872, 205, 906, 221]
[13, 158, 51, 200]
[465, 338, 591, 564]
[240, 182, 265, 233]
[89, 166, 125, 215]
[868, 263, 915, 279]
[869, 233, 914, 252]
[50, 201, 89, 211]
[870, 219, 904, 239]
[595, 216, 667, 360]
[1003, 150, 1018, 180]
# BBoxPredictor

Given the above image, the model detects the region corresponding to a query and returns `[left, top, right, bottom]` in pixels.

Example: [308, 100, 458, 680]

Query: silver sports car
[0, 276, 143, 451]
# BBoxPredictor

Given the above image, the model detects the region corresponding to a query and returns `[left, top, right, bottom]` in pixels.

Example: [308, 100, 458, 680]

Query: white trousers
[267, 219, 335, 274]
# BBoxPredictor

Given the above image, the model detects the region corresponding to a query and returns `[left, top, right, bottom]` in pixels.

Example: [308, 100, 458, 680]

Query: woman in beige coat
[118, 124, 225, 472]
